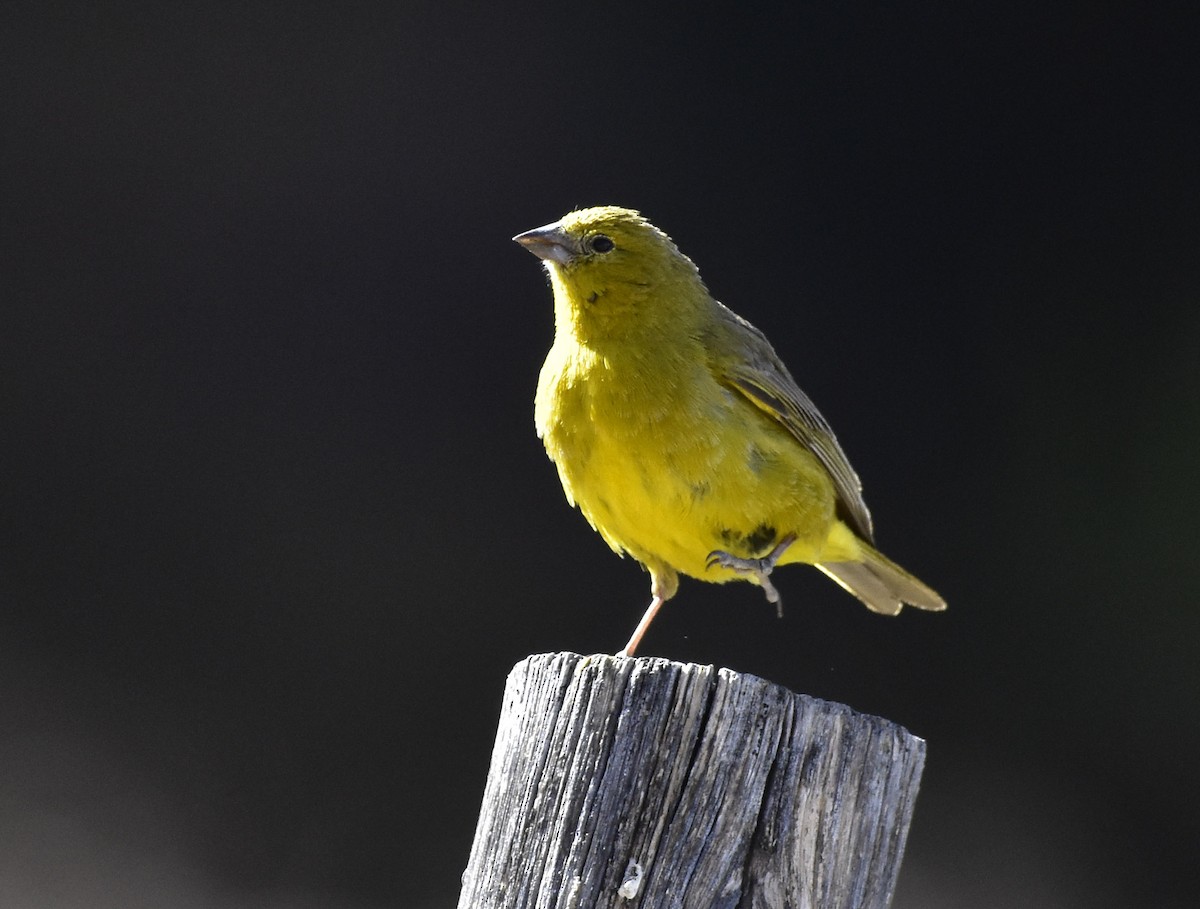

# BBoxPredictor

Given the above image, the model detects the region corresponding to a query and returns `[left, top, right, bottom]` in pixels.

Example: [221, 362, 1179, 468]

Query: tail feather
[817, 545, 946, 615]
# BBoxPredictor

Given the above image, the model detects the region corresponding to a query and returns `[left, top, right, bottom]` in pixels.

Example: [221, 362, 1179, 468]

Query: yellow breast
[535, 337, 845, 583]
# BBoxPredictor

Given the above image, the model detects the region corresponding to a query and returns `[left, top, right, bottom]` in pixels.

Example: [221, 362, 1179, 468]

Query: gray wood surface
[457, 653, 926, 909]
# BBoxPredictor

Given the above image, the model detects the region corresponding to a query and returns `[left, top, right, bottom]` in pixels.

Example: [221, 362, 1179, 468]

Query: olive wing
[704, 302, 875, 542]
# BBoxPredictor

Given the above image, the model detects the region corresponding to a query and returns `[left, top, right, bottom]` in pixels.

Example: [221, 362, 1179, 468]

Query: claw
[705, 533, 798, 617]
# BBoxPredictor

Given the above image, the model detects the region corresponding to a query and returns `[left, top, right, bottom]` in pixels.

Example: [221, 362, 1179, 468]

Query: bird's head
[514, 206, 708, 341]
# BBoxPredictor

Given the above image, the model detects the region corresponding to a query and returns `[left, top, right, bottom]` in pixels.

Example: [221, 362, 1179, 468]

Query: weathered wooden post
[457, 652, 927, 909]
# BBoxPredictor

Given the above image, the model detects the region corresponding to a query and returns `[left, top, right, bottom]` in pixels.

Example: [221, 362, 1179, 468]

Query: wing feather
[703, 302, 875, 541]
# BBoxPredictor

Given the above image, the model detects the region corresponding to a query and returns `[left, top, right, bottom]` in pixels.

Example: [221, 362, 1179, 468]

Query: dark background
[3, 3, 1198, 907]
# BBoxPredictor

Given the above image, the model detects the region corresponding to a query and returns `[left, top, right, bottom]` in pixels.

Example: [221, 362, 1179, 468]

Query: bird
[514, 206, 945, 656]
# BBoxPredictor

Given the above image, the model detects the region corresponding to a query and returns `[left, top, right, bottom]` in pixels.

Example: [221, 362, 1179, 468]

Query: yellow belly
[535, 343, 859, 585]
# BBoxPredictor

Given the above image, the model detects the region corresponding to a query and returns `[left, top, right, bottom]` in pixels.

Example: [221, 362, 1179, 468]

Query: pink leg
[617, 595, 666, 657]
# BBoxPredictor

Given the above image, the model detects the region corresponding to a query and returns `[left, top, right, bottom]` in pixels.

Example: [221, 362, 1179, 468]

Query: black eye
[589, 234, 614, 254]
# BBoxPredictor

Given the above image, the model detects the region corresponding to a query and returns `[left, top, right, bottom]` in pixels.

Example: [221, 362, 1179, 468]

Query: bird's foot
[706, 533, 798, 617]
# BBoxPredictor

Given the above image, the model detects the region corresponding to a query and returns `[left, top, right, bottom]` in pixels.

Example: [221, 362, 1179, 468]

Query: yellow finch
[515, 206, 945, 656]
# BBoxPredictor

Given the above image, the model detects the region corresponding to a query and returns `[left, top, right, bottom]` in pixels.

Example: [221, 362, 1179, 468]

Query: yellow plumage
[516, 206, 944, 655]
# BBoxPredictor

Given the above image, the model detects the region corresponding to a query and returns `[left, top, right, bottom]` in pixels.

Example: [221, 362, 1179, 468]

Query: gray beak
[513, 221, 578, 266]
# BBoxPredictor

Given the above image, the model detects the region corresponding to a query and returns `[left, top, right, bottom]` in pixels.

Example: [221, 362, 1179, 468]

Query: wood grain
[458, 653, 926, 909]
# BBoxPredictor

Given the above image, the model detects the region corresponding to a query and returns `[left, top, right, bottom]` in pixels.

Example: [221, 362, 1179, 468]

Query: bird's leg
[706, 533, 798, 618]
[618, 594, 665, 657]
